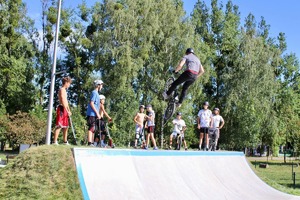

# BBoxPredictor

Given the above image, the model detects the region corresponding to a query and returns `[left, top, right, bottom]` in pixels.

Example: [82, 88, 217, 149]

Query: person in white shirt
[169, 112, 188, 150]
[197, 101, 213, 150]
[212, 108, 225, 147]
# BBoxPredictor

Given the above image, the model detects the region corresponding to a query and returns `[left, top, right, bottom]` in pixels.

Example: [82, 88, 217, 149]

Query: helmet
[99, 95, 106, 100]
[203, 101, 209, 106]
[146, 104, 152, 108]
[94, 80, 103, 86]
[185, 48, 194, 54]
[139, 105, 145, 109]
[214, 107, 220, 111]
[177, 112, 182, 116]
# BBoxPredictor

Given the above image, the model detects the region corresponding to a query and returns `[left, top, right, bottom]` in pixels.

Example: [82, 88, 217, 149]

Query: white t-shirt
[147, 110, 155, 126]
[172, 119, 186, 133]
[197, 109, 212, 127]
[212, 115, 224, 128]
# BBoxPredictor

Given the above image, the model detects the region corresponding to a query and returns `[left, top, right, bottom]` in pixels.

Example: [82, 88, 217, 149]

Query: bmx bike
[163, 70, 179, 125]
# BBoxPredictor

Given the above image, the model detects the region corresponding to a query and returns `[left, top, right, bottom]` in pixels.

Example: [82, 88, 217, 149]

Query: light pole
[45, 0, 62, 145]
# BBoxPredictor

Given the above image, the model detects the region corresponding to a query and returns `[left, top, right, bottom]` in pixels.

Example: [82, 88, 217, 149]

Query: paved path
[73, 149, 300, 200]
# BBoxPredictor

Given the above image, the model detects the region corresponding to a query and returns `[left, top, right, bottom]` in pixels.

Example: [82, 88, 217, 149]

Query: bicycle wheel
[164, 101, 176, 123]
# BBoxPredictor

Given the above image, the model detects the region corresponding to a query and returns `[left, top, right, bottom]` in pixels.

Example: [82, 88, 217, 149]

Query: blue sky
[23, 0, 300, 59]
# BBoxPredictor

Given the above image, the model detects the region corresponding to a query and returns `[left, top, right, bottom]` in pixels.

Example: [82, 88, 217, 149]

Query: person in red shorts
[53, 76, 72, 145]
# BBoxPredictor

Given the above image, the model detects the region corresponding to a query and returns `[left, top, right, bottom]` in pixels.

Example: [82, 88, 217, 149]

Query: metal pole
[45, 0, 62, 145]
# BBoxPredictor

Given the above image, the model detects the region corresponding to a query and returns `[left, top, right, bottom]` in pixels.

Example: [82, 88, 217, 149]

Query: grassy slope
[0, 145, 83, 200]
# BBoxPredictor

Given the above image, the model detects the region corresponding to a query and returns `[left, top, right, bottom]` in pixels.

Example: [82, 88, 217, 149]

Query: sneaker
[185, 147, 188, 151]
[169, 145, 172, 150]
[88, 144, 95, 147]
[134, 146, 137, 149]
[162, 92, 170, 100]
[206, 147, 209, 151]
[153, 147, 158, 150]
[145, 146, 148, 150]
[52, 141, 59, 145]
[63, 141, 70, 145]
[176, 103, 182, 108]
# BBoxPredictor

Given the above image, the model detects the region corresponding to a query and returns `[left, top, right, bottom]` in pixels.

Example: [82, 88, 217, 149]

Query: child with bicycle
[133, 105, 146, 148]
[169, 112, 187, 150]
[145, 104, 158, 150]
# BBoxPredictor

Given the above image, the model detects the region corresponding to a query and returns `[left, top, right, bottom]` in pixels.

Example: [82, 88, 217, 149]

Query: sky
[23, 0, 300, 59]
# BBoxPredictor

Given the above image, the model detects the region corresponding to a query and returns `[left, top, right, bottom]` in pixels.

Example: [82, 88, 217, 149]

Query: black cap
[186, 48, 194, 54]
[203, 101, 209, 106]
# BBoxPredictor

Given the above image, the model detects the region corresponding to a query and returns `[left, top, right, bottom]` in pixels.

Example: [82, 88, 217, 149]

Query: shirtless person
[53, 76, 72, 145]
[133, 105, 146, 148]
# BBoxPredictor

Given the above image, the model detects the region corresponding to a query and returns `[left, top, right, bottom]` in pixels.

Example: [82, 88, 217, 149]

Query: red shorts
[56, 105, 69, 128]
[147, 126, 155, 133]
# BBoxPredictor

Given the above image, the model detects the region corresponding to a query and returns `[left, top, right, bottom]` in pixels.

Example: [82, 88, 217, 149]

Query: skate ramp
[73, 148, 299, 200]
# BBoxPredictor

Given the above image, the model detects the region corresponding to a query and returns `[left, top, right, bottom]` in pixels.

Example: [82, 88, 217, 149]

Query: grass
[0, 145, 83, 200]
[247, 157, 300, 196]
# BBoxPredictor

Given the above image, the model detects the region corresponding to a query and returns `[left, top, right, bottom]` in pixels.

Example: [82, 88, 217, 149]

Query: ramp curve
[73, 148, 299, 200]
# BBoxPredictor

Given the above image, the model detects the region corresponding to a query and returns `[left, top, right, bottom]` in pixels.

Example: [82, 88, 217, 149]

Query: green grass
[247, 157, 300, 196]
[0, 145, 83, 200]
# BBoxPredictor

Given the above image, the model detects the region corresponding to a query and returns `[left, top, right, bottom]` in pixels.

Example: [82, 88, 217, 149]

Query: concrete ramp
[73, 149, 299, 200]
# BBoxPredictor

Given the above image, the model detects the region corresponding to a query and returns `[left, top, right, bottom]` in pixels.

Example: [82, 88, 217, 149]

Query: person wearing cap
[145, 105, 158, 150]
[133, 105, 147, 148]
[212, 108, 225, 148]
[197, 101, 213, 150]
[98, 94, 113, 147]
[163, 48, 205, 108]
[86, 79, 103, 147]
[53, 76, 72, 145]
[169, 112, 188, 150]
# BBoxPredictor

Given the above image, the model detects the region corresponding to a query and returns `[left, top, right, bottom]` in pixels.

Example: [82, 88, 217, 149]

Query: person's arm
[197, 65, 205, 78]
[174, 58, 186, 73]
[197, 116, 201, 129]
[101, 104, 112, 121]
[219, 117, 225, 129]
[61, 89, 71, 116]
[210, 114, 214, 128]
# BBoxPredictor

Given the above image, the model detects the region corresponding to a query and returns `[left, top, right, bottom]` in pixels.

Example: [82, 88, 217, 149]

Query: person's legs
[87, 116, 96, 145]
[166, 72, 189, 96]
[199, 132, 204, 149]
[178, 78, 196, 104]
[62, 128, 68, 143]
[150, 133, 157, 148]
[53, 128, 61, 144]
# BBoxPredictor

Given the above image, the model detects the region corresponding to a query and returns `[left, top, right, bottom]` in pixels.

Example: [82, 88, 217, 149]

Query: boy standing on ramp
[197, 101, 213, 150]
[145, 105, 158, 150]
[99, 95, 113, 147]
[133, 105, 146, 148]
[212, 108, 225, 148]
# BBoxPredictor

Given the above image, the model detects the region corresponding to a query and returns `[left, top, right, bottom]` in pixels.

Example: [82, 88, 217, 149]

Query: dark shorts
[147, 126, 155, 134]
[200, 127, 209, 134]
[87, 116, 97, 133]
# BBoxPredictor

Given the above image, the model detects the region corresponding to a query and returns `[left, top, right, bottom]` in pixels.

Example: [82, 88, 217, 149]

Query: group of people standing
[53, 48, 225, 150]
